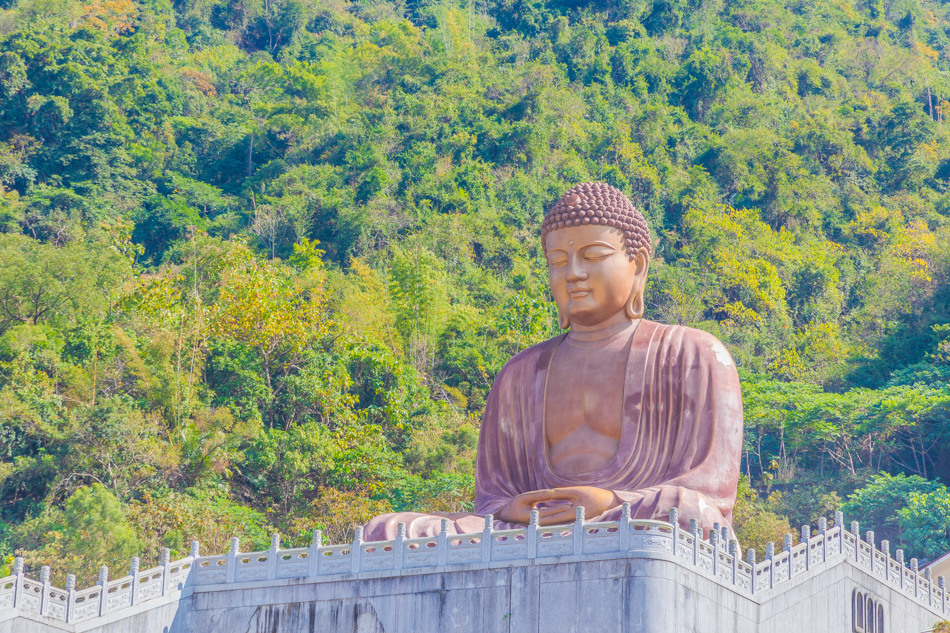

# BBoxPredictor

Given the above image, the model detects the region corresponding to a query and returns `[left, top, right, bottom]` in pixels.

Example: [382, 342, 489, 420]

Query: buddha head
[542, 182, 652, 330]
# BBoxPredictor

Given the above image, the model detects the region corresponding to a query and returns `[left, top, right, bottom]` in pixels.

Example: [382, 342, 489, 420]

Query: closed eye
[583, 247, 615, 262]
[547, 250, 568, 267]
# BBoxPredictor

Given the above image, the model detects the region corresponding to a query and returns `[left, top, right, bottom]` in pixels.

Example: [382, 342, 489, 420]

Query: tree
[899, 487, 950, 560]
[207, 241, 328, 427]
[843, 473, 942, 552]
[0, 234, 129, 335]
[13, 484, 141, 584]
[388, 247, 448, 376]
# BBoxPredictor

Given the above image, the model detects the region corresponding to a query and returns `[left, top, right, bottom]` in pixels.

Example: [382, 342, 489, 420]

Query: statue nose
[565, 258, 588, 282]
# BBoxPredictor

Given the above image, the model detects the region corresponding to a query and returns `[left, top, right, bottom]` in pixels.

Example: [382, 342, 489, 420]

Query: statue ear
[625, 287, 644, 320]
[625, 249, 650, 320]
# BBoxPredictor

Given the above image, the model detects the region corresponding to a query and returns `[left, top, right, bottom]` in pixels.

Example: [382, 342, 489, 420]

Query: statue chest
[543, 333, 631, 475]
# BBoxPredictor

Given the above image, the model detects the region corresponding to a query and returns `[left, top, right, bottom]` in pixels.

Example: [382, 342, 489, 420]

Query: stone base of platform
[1, 552, 943, 633]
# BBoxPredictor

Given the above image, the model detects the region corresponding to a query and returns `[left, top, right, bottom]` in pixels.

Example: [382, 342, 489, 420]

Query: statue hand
[497, 486, 619, 526]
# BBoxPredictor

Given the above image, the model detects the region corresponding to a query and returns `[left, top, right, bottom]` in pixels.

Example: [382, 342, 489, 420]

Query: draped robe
[363, 319, 743, 541]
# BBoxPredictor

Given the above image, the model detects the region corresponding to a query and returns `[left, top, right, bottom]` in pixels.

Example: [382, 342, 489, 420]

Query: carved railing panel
[630, 522, 673, 554]
[0, 576, 15, 610]
[359, 543, 395, 572]
[71, 586, 103, 623]
[105, 576, 134, 612]
[46, 586, 68, 620]
[276, 549, 311, 579]
[317, 545, 352, 575]
[537, 527, 574, 558]
[137, 566, 165, 603]
[194, 555, 227, 586]
[446, 535, 484, 565]
[583, 522, 622, 554]
[234, 553, 270, 583]
[488, 529, 528, 562]
[18, 578, 42, 614]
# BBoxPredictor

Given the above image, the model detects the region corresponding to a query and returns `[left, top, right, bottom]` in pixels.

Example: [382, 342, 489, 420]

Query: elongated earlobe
[558, 306, 571, 329]
[625, 287, 644, 320]
[625, 250, 649, 320]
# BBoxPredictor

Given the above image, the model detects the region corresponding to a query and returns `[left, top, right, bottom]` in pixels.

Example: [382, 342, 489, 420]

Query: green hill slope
[1, 0, 949, 581]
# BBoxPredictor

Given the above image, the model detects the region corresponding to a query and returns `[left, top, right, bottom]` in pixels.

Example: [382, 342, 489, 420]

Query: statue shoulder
[494, 334, 564, 381]
[643, 320, 736, 370]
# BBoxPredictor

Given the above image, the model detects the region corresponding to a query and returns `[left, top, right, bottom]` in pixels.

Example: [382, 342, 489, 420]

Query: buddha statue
[364, 182, 743, 540]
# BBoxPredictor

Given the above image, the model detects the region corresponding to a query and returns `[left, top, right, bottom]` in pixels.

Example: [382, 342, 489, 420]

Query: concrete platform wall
[2, 514, 947, 632]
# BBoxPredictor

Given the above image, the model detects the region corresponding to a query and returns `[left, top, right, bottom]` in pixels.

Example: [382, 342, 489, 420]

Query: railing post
[765, 542, 775, 588]
[268, 533, 280, 580]
[911, 558, 920, 597]
[481, 515, 493, 564]
[437, 520, 449, 567]
[801, 526, 810, 570]
[394, 523, 406, 570]
[668, 507, 678, 557]
[783, 534, 793, 579]
[926, 568, 934, 606]
[620, 502, 631, 552]
[352, 527, 365, 573]
[690, 519, 699, 565]
[129, 558, 140, 606]
[850, 522, 860, 561]
[11, 557, 23, 609]
[729, 540, 738, 585]
[188, 541, 200, 588]
[226, 537, 239, 584]
[881, 541, 890, 581]
[159, 548, 171, 597]
[97, 566, 109, 617]
[573, 507, 585, 557]
[65, 574, 76, 624]
[39, 566, 50, 617]
[897, 550, 906, 589]
[747, 549, 756, 595]
[711, 522, 720, 577]
[527, 510, 539, 560]
[834, 511, 844, 556]
[818, 517, 828, 561]
[308, 530, 322, 577]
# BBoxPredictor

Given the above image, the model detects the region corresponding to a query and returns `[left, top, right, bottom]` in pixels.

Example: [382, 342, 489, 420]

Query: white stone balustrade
[2, 506, 949, 627]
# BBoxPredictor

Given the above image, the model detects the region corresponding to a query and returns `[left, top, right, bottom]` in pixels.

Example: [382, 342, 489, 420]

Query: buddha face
[545, 224, 649, 330]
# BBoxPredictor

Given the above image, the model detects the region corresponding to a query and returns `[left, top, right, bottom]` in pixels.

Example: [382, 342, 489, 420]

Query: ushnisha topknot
[541, 182, 652, 260]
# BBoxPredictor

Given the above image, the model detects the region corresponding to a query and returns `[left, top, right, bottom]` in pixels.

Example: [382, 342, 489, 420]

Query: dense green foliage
[1, 0, 950, 581]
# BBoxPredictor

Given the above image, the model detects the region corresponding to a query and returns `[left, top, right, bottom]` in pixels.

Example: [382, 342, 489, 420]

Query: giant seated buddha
[365, 182, 743, 540]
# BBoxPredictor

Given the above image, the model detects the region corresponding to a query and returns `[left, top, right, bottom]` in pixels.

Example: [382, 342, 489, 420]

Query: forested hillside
[1, 0, 950, 582]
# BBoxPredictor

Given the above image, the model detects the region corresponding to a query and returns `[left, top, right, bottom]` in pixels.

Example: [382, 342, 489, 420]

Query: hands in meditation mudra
[364, 182, 743, 540]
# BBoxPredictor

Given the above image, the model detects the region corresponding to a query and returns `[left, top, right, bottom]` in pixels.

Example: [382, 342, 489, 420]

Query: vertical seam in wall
[505, 566, 513, 633]
[532, 565, 540, 633]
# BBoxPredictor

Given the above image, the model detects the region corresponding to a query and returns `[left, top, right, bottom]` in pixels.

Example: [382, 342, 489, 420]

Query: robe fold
[364, 320, 743, 541]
